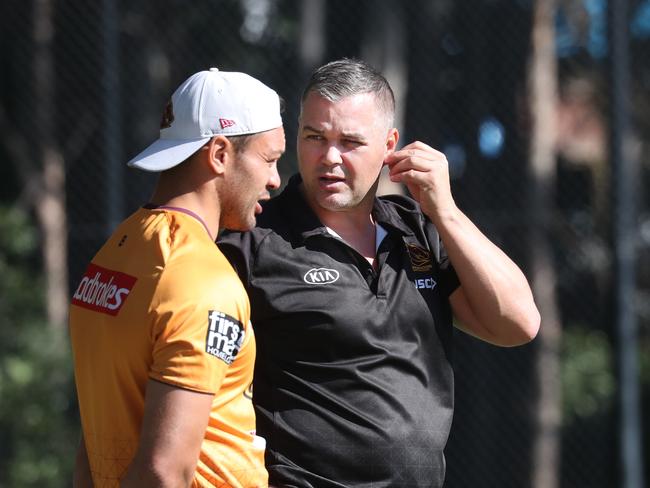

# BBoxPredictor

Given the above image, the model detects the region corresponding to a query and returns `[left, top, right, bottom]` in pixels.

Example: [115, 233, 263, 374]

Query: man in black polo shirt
[218, 59, 540, 488]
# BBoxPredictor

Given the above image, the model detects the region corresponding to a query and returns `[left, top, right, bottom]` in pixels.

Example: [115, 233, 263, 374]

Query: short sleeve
[148, 256, 251, 394]
[437, 238, 461, 297]
[423, 218, 460, 297]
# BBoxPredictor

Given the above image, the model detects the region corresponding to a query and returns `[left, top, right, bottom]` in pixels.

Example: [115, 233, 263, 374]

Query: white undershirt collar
[325, 223, 388, 252]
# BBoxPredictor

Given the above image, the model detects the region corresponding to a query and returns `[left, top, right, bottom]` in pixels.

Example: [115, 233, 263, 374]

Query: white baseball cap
[127, 67, 283, 171]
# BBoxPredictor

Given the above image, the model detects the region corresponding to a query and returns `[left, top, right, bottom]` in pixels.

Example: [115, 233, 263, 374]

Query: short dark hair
[301, 58, 395, 127]
[228, 134, 254, 154]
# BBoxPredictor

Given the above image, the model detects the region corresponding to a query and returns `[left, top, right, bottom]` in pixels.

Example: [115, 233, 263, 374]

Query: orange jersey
[69, 207, 267, 487]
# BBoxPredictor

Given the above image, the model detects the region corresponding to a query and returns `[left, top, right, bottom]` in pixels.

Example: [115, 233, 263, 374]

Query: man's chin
[317, 195, 352, 212]
[234, 219, 256, 232]
[221, 215, 257, 233]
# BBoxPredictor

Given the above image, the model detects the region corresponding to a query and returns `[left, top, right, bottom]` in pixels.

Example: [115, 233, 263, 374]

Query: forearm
[119, 380, 213, 488]
[384, 141, 540, 345]
[120, 460, 192, 488]
[431, 205, 540, 345]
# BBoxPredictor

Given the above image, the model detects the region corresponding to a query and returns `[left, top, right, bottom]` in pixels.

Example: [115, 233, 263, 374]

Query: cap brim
[127, 137, 210, 172]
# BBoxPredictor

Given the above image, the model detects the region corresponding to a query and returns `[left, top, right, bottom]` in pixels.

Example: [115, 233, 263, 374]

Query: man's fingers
[387, 148, 438, 164]
[387, 152, 449, 176]
[389, 168, 421, 183]
[388, 156, 429, 173]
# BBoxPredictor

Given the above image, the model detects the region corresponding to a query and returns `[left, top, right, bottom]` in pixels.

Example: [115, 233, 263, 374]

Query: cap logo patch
[303, 267, 340, 285]
[219, 118, 236, 129]
[71, 264, 137, 315]
[160, 100, 174, 129]
[406, 243, 433, 272]
[206, 310, 245, 364]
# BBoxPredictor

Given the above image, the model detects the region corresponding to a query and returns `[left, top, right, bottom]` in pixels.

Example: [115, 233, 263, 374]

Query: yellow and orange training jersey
[69, 207, 267, 488]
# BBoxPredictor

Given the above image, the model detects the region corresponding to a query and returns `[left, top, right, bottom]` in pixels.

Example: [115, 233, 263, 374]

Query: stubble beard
[221, 197, 257, 232]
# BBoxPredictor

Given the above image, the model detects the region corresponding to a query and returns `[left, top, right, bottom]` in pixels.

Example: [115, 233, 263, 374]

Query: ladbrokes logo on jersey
[71, 264, 137, 316]
[205, 311, 245, 364]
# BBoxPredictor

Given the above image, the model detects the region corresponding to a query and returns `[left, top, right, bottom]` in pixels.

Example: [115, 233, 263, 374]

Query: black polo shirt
[218, 174, 460, 488]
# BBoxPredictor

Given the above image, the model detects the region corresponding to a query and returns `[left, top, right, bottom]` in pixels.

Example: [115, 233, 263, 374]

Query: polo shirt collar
[372, 196, 417, 237]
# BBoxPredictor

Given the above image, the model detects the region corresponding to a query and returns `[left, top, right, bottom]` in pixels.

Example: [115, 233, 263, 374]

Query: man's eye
[343, 139, 362, 146]
[305, 134, 323, 141]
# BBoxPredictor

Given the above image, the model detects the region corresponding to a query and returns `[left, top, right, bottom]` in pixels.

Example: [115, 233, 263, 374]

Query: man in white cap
[69, 68, 285, 487]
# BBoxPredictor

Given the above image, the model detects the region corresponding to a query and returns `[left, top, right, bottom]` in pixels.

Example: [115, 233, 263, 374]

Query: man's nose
[323, 144, 342, 166]
[267, 165, 281, 190]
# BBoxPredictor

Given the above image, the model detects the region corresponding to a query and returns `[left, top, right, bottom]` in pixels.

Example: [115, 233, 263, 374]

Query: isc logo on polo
[71, 263, 137, 316]
[205, 311, 245, 364]
[414, 277, 437, 290]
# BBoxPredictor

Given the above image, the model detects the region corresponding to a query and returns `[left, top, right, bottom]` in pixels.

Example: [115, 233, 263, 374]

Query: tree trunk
[528, 1, 562, 487]
[33, 0, 68, 328]
[299, 0, 326, 72]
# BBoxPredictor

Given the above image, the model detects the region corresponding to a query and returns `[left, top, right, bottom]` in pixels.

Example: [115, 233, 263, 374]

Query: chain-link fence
[1, 0, 649, 486]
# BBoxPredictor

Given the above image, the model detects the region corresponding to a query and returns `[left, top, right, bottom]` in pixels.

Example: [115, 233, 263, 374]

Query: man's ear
[204, 135, 231, 175]
[385, 127, 399, 155]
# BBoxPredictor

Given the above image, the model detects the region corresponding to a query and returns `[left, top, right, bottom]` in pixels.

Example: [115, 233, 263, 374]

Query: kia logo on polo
[303, 268, 340, 285]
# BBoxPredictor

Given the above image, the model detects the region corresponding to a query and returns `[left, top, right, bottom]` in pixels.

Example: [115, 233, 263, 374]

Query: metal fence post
[609, 1, 645, 486]
[103, 0, 123, 234]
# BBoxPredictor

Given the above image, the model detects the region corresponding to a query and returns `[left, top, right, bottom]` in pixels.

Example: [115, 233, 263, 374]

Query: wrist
[424, 200, 459, 225]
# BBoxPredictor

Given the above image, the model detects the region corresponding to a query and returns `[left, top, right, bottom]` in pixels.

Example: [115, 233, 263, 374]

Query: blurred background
[1, 0, 649, 486]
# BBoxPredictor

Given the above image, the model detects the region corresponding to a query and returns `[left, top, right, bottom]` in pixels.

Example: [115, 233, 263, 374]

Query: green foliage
[0, 206, 78, 488]
[0, 208, 42, 332]
[561, 325, 616, 422]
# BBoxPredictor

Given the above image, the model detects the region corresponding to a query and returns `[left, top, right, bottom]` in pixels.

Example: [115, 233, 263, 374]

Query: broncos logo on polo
[406, 243, 433, 272]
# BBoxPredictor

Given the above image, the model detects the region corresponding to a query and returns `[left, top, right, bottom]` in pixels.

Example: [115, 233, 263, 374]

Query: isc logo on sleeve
[205, 311, 245, 364]
[71, 263, 137, 316]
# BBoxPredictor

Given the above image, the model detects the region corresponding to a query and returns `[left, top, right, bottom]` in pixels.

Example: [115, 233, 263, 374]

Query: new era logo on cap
[219, 118, 236, 129]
